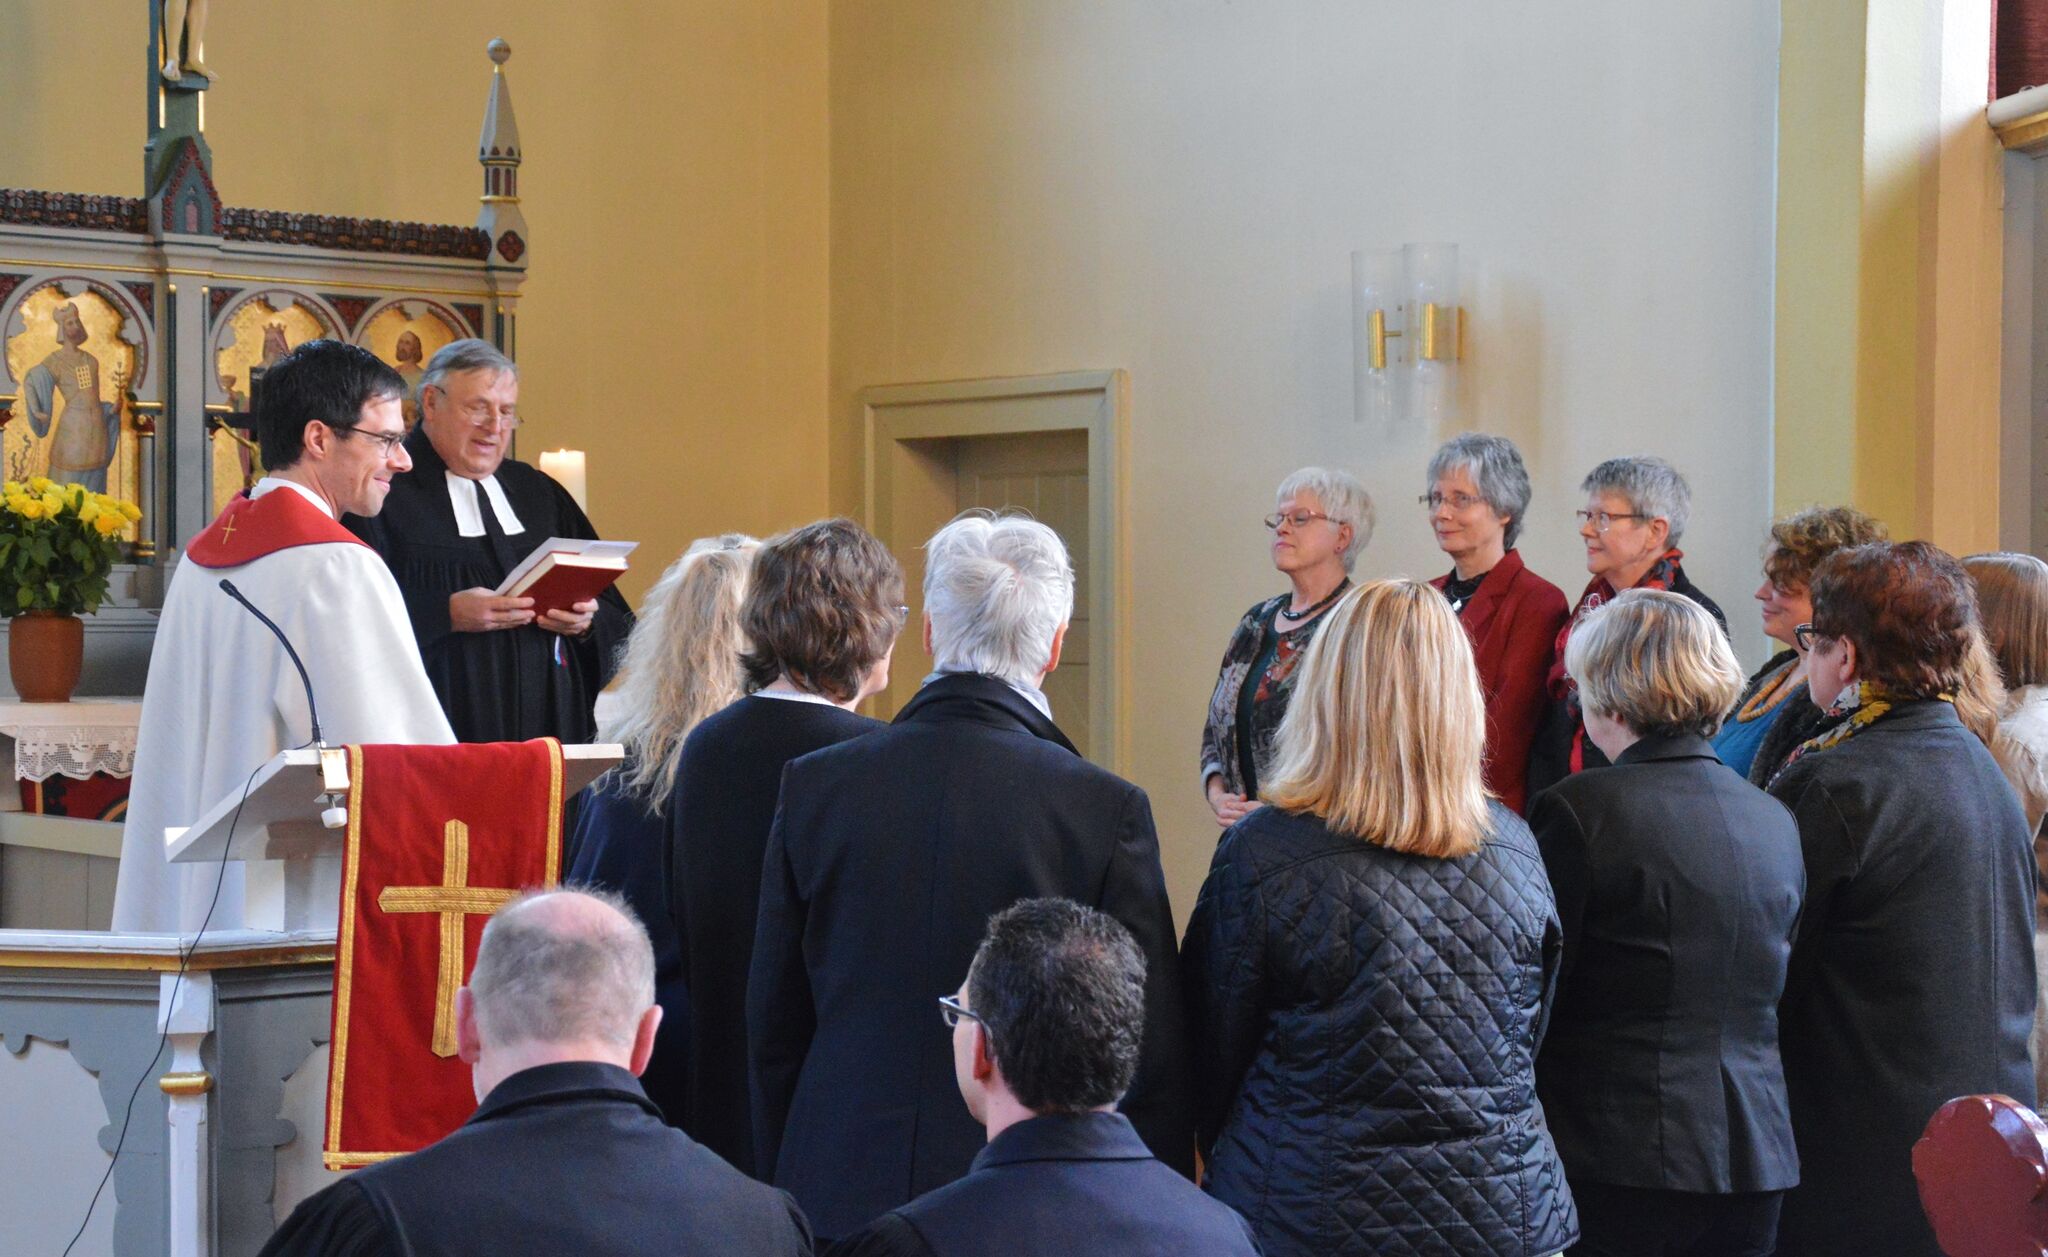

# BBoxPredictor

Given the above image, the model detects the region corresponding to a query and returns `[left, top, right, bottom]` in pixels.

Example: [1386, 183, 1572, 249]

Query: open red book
[493, 537, 638, 618]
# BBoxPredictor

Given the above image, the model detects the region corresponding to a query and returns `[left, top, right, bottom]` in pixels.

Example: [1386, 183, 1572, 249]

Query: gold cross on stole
[218, 517, 237, 541]
[376, 820, 518, 1057]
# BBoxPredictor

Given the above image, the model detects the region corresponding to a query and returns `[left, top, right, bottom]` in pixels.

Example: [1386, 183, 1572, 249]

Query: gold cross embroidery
[376, 820, 518, 1057]
[218, 517, 237, 542]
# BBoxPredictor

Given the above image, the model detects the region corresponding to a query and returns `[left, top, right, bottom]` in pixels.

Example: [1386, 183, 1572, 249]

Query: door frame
[861, 369, 1130, 772]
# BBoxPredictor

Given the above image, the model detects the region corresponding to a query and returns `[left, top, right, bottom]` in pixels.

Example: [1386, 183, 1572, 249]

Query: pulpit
[0, 741, 617, 1257]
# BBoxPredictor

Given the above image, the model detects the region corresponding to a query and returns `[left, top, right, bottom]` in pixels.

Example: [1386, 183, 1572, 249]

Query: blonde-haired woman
[1183, 579, 1577, 1257]
[566, 533, 759, 1127]
[1531, 590, 1804, 1257]
[1964, 551, 2048, 1104]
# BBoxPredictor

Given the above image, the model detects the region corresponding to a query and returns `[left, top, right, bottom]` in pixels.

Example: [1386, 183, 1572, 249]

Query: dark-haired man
[830, 899, 1257, 1257]
[111, 340, 453, 932]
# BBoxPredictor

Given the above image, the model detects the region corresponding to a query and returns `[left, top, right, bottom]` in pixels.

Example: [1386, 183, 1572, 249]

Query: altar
[0, 11, 536, 1254]
[0, 697, 141, 932]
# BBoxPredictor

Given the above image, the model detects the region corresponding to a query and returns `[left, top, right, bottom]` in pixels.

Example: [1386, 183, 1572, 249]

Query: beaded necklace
[1734, 658, 1803, 724]
[1279, 578, 1351, 623]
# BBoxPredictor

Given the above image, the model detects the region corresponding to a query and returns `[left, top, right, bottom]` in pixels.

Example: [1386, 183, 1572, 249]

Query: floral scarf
[1547, 548, 1688, 773]
[1769, 680, 1951, 786]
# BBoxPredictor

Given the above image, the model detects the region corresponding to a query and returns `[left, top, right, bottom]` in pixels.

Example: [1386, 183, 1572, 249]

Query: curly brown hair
[1762, 506, 1888, 592]
[1810, 541, 1980, 700]
[740, 518, 905, 702]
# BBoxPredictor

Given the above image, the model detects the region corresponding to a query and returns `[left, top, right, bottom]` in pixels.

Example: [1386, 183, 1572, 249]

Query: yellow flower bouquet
[0, 476, 142, 615]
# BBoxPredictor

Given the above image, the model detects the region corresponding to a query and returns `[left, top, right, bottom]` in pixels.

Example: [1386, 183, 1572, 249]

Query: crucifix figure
[161, 0, 217, 83]
[377, 820, 518, 1057]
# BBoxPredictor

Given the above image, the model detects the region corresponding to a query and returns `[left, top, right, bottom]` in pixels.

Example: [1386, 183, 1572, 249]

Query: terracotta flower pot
[10, 611, 84, 703]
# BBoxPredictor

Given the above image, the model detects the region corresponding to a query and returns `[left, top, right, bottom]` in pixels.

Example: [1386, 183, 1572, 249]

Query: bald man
[261, 889, 813, 1256]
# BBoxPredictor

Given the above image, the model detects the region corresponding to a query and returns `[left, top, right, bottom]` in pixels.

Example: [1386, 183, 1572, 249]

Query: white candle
[538, 449, 588, 511]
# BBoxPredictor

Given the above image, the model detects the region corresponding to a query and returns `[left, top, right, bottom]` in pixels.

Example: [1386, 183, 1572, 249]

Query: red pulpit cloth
[323, 739, 564, 1169]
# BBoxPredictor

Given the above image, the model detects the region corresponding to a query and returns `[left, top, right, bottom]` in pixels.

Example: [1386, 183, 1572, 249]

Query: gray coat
[1768, 700, 2037, 1257]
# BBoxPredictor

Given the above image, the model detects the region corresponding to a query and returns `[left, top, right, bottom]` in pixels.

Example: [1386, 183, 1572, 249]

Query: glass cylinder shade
[1351, 248, 1405, 427]
[1403, 243, 1460, 430]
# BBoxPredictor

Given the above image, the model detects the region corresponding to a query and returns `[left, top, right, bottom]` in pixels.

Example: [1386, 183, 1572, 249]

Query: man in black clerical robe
[346, 339, 631, 744]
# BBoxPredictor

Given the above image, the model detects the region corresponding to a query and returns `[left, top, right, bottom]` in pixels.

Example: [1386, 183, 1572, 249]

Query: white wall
[830, 0, 1782, 915]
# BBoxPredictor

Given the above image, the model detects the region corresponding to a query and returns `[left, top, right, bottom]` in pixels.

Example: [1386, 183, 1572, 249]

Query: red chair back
[1914, 1094, 2048, 1257]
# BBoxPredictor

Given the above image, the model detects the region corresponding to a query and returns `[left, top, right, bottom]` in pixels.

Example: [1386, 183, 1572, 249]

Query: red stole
[185, 486, 369, 568]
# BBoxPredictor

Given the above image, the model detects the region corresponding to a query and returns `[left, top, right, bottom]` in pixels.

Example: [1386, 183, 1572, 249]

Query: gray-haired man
[345, 338, 633, 744]
[261, 889, 812, 1256]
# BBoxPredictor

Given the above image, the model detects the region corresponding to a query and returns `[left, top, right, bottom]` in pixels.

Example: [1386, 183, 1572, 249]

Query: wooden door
[952, 430, 1091, 756]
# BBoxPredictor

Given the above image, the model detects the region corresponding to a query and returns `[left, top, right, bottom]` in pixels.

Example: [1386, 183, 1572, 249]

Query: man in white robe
[112, 340, 454, 934]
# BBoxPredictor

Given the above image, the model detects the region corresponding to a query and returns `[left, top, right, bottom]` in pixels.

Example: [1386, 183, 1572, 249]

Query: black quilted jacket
[1182, 801, 1578, 1257]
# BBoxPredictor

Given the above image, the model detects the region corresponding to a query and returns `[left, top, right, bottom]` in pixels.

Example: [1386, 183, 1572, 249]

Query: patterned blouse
[1200, 593, 1339, 799]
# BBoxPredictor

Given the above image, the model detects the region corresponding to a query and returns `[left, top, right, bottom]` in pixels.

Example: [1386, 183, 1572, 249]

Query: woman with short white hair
[1199, 466, 1374, 825]
[1532, 589, 1803, 1256]
[1530, 455, 1727, 796]
[922, 511, 1075, 696]
[1422, 433, 1569, 813]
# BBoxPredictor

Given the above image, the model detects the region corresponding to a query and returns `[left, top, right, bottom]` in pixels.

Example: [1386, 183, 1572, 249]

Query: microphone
[218, 579, 325, 750]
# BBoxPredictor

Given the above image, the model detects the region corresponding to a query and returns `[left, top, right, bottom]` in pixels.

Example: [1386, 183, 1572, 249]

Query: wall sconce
[1352, 243, 1465, 429]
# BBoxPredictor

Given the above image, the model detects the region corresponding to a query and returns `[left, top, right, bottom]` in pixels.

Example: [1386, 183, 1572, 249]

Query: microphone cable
[59, 749, 276, 1257]
[65, 581, 327, 1254]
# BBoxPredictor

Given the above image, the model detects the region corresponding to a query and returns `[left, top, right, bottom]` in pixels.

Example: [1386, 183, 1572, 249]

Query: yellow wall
[0, 1, 832, 603]
[1774, 0, 2007, 552]
[830, 2, 1784, 917]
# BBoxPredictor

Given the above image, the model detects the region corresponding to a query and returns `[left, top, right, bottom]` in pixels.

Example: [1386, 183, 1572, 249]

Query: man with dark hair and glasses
[113, 339, 454, 932]
[831, 899, 1258, 1257]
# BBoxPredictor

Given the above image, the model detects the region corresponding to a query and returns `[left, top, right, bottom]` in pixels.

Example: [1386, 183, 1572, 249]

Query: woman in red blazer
[1424, 434, 1569, 814]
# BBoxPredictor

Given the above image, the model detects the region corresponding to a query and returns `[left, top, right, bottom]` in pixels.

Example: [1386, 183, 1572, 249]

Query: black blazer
[258, 1061, 812, 1256]
[1768, 700, 2038, 1257]
[1527, 566, 1726, 796]
[748, 672, 1195, 1240]
[1529, 733, 1804, 1195]
[670, 695, 883, 1174]
[826, 1112, 1258, 1257]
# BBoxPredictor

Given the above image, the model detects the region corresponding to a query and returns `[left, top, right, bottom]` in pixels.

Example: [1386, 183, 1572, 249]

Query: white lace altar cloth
[0, 699, 144, 781]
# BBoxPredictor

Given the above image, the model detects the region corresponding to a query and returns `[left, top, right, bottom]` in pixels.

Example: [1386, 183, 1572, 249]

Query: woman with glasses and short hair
[1532, 590, 1803, 1257]
[1768, 541, 2036, 1257]
[1713, 506, 1888, 785]
[1528, 455, 1725, 797]
[1184, 579, 1578, 1257]
[1422, 434, 1569, 813]
[1199, 466, 1374, 826]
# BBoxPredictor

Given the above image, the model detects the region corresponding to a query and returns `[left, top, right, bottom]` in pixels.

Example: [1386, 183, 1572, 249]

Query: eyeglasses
[335, 427, 406, 456]
[938, 994, 983, 1031]
[1575, 509, 1647, 534]
[425, 385, 524, 431]
[1793, 622, 1826, 652]
[460, 411, 523, 432]
[1263, 511, 1339, 531]
[1419, 491, 1485, 512]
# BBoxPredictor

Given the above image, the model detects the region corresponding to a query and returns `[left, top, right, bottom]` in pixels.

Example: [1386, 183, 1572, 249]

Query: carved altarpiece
[0, 19, 531, 1256]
